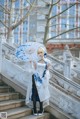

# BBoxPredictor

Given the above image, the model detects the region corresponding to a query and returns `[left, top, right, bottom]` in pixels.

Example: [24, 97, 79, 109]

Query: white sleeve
[42, 70, 50, 88]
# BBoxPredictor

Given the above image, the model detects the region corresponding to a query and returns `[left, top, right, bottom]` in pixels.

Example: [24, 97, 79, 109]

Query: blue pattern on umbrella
[15, 42, 46, 62]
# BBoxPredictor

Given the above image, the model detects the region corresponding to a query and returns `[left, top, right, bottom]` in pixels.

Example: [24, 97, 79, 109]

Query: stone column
[63, 45, 72, 79]
[63, 58, 72, 79]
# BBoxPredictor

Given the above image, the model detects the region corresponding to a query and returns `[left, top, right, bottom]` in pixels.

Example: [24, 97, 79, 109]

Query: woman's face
[37, 49, 44, 59]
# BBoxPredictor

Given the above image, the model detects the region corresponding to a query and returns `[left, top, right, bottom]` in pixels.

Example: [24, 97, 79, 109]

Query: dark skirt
[31, 74, 40, 101]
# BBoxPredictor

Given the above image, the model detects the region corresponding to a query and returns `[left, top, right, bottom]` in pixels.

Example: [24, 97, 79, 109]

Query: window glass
[69, 18, 74, 29]
[69, 5, 75, 16]
[15, 0, 19, 8]
[14, 33, 18, 43]
[61, 33, 66, 38]
[61, 18, 67, 29]
[23, 33, 27, 43]
[51, 32, 56, 37]
[69, 32, 74, 38]
[61, 4, 67, 15]
[52, 5, 57, 16]
[0, 0, 4, 20]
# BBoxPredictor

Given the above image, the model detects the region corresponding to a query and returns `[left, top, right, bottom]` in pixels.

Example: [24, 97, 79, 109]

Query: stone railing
[47, 54, 64, 73]
[48, 54, 80, 80]
[49, 83, 80, 119]
[2, 42, 15, 54]
[50, 69, 80, 98]
[49, 69, 80, 119]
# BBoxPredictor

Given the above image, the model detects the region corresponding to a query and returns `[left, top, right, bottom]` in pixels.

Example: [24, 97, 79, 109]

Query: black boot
[38, 102, 43, 115]
[33, 100, 37, 115]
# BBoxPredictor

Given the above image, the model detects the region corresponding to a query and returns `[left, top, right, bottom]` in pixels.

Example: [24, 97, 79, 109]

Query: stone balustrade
[50, 69, 80, 97]
[49, 83, 80, 119]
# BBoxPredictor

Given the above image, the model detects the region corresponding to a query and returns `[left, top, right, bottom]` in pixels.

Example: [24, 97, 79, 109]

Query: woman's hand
[47, 63, 51, 70]
[33, 61, 37, 69]
[29, 60, 37, 69]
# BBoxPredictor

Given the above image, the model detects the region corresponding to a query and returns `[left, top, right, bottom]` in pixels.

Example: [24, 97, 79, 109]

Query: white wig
[37, 47, 46, 54]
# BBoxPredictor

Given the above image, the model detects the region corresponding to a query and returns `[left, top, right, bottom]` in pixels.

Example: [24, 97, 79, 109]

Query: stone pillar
[63, 45, 72, 79]
[63, 58, 72, 79]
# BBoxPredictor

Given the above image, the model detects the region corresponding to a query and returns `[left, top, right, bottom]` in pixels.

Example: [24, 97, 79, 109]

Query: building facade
[0, 0, 80, 48]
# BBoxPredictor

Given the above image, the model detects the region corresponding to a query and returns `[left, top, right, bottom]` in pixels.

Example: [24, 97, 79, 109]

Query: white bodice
[36, 62, 46, 78]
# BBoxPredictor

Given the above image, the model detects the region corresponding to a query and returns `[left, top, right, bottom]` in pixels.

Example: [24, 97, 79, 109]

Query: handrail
[48, 54, 80, 66]
[2, 42, 15, 51]
[50, 68, 80, 89]
[2, 42, 15, 55]
[47, 54, 64, 65]
[48, 54, 80, 79]
[50, 80, 80, 101]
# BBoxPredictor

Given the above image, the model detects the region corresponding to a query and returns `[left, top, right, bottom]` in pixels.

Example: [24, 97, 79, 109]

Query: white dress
[34, 59, 51, 102]
[25, 58, 51, 106]
[37, 63, 46, 78]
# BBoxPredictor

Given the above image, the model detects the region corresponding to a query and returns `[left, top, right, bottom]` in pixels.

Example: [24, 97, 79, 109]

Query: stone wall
[1, 58, 33, 95]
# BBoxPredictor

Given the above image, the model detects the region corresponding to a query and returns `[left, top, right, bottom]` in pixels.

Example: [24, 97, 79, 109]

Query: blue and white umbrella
[15, 42, 46, 62]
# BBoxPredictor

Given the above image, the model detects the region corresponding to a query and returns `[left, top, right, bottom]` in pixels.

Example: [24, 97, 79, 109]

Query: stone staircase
[0, 79, 50, 119]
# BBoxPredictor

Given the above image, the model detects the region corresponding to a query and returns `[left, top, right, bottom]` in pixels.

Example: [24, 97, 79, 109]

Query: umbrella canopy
[15, 42, 46, 62]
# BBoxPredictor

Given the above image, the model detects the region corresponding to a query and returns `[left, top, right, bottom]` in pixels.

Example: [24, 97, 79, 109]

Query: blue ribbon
[34, 73, 42, 84]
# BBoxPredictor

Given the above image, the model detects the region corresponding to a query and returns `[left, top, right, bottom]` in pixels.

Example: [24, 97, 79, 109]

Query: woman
[26, 47, 51, 116]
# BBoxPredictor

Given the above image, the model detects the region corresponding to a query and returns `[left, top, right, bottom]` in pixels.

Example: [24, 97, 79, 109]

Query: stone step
[0, 99, 25, 111]
[0, 79, 2, 83]
[0, 80, 5, 86]
[0, 92, 19, 101]
[19, 113, 50, 119]
[6, 106, 32, 119]
[0, 86, 10, 93]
